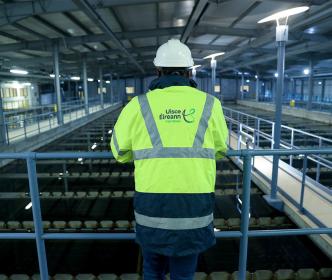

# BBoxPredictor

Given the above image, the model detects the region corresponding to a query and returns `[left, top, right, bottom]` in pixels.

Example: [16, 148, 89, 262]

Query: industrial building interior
[0, 0, 331, 279]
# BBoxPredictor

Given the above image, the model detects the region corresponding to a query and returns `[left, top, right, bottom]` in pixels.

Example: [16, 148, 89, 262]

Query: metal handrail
[224, 106, 332, 186]
[3, 102, 118, 144]
[0, 149, 331, 280]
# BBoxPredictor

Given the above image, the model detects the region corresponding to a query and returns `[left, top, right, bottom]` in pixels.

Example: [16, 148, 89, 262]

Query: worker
[111, 39, 228, 280]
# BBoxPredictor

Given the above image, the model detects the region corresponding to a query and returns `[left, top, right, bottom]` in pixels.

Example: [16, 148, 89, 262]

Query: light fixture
[303, 68, 310, 75]
[106, 80, 111, 84]
[255, 75, 258, 79]
[246, 79, 250, 83]
[318, 81, 322, 85]
[50, 74, 55, 78]
[71, 76, 80, 81]
[10, 69, 28, 75]
[23, 82, 31, 86]
[91, 143, 97, 150]
[88, 78, 94, 82]
[77, 158, 83, 162]
[203, 53, 225, 97]
[258, 6, 309, 24]
[108, 129, 113, 134]
[190, 65, 201, 70]
[257, 6, 310, 214]
[25, 202, 32, 210]
[190, 65, 201, 81]
[203, 52, 225, 60]
[98, 79, 101, 82]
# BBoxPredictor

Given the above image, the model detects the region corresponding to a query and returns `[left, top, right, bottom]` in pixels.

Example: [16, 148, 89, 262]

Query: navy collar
[149, 75, 197, 91]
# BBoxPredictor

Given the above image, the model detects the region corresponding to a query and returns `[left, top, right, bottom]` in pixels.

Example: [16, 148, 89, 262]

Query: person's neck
[149, 74, 197, 90]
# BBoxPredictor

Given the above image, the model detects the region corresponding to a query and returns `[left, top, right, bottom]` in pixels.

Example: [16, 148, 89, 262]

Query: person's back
[111, 39, 228, 280]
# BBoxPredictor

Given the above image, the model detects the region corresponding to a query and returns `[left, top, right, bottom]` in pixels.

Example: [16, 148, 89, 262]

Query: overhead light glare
[303, 68, 310, 75]
[71, 76, 80, 81]
[88, 78, 94, 82]
[258, 6, 309, 24]
[50, 74, 55, 78]
[91, 143, 97, 150]
[106, 80, 111, 84]
[274, 73, 279, 78]
[246, 79, 250, 83]
[108, 129, 113, 134]
[25, 202, 32, 210]
[10, 69, 28, 75]
[203, 52, 225, 60]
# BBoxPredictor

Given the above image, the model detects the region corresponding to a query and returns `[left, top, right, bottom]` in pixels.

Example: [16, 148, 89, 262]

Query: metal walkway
[225, 106, 332, 259]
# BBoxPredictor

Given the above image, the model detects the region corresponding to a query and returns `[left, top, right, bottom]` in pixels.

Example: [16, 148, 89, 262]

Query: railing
[223, 106, 332, 192]
[3, 99, 116, 144]
[0, 149, 331, 280]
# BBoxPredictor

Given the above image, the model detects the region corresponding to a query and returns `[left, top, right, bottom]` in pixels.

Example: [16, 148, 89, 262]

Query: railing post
[238, 154, 252, 279]
[300, 155, 308, 213]
[316, 138, 322, 182]
[26, 155, 49, 280]
[23, 119, 27, 139]
[257, 119, 260, 148]
[290, 129, 294, 166]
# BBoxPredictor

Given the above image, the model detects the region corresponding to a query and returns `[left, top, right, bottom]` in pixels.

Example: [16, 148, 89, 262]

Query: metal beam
[181, 0, 209, 43]
[0, 0, 178, 26]
[73, 0, 145, 73]
[194, 25, 261, 37]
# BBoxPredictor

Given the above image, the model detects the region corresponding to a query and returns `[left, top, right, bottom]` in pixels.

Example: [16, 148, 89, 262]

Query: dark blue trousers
[142, 250, 198, 280]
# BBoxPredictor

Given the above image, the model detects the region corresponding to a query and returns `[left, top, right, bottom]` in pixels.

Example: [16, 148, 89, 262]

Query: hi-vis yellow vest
[111, 85, 228, 256]
[111, 86, 228, 193]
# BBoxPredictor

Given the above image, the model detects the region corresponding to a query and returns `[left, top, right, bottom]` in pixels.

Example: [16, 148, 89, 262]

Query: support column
[0, 96, 7, 144]
[53, 40, 63, 125]
[211, 58, 216, 97]
[300, 79, 304, 101]
[321, 79, 325, 102]
[307, 59, 314, 110]
[110, 73, 113, 104]
[292, 78, 296, 99]
[117, 74, 120, 103]
[82, 55, 89, 115]
[99, 67, 104, 109]
[255, 73, 259, 101]
[241, 74, 244, 100]
[266, 25, 288, 211]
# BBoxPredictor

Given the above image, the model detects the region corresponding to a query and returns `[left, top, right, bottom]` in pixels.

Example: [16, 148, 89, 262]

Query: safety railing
[3, 99, 115, 145]
[0, 149, 331, 280]
[223, 106, 332, 193]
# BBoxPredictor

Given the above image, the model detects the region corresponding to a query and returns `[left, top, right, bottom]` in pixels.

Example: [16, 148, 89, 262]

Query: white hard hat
[153, 39, 194, 68]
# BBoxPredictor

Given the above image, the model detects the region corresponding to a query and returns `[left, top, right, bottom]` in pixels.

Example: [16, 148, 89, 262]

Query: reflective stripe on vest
[135, 211, 214, 230]
[135, 93, 215, 160]
[112, 129, 129, 156]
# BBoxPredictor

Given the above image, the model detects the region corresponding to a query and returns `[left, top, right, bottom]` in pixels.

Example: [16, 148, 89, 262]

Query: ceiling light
[50, 74, 55, 78]
[91, 143, 97, 150]
[303, 68, 310, 75]
[23, 82, 31, 86]
[77, 158, 83, 162]
[274, 73, 278, 78]
[88, 78, 94, 82]
[318, 81, 322, 85]
[25, 202, 32, 210]
[255, 75, 258, 79]
[203, 52, 225, 60]
[108, 129, 113, 134]
[10, 69, 28, 75]
[246, 79, 250, 83]
[258, 6, 309, 24]
[190, 65, 201, 70]
[67, 28, 75, 34]
[71, 76, 80, 81]
[106, 80, 110, 84]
